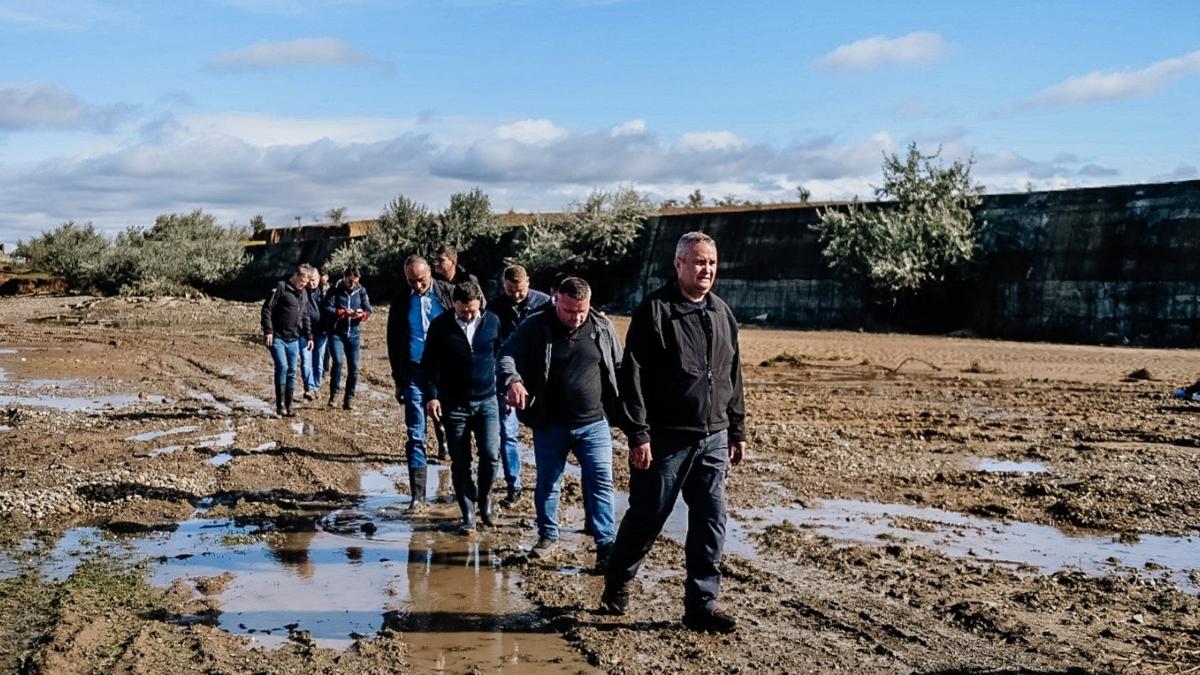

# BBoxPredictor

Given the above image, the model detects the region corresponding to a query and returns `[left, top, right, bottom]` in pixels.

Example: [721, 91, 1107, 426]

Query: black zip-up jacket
[261, 280, 312, 342]
[387, 279, 454, 386]
[619, 281, 745, 447]
[421, 311, 501, 407]
[498, 308, 624, 431]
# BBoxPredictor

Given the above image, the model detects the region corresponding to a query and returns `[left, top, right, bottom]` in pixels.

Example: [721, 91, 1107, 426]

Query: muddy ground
[0, 294, 1197, 674]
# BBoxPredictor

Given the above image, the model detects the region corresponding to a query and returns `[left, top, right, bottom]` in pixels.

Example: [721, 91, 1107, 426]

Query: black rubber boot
[407, 466, 428, 512]
[284, 386, 295, 417]
[327, 389, 338, 409]
[274, 383, 284, 417]
[434, 422, 450, 462]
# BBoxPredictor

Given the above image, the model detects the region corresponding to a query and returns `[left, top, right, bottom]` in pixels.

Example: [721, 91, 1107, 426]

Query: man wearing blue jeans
[499, 277, 623, 570]
[300, 270, 330, 400]
[422, 281, 502, 533]
[387, 255, 452, 510]
[261, 264, 314, 417]
[325, 268, 372, 411]
[488, 264, 552, 507]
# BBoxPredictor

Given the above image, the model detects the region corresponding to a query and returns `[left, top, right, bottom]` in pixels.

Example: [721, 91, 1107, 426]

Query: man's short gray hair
[675, 231, 716, 259]
[404, 254, 429, 271]
[298, 263, 317, 278]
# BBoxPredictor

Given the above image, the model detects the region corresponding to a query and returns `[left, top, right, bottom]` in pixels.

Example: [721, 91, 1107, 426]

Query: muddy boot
[274, 384, 285, 417]
[407, 466, 427, 512]
[327, 390, 338, 409]
[342, 394, 353, 411]
[477, 486, 494, 528]
[284, 387, 295, 417]
[458, 496, 476, 534]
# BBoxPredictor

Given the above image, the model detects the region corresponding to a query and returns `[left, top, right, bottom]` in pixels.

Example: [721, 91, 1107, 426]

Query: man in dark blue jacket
[261, 264, 314, 417]
[387, 255, 454, 508]
[421, 281, 502, 533]
[324, 268, 372, 411]
[488, 264, 551, 507]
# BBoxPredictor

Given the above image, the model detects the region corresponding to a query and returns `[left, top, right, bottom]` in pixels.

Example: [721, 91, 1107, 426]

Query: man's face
[433, 254, 455, 281]
[503, 278, 529, 304]
[555, 293, 590, 330]
[674, 241, 718, 299]
[291, 272, 307, 289]
[344, 274, 360, 290]
[453, 299, 481, 323]
[406, 264, 432, 294]
[320, 273, 329, 285]
[305, 273, 318, 289]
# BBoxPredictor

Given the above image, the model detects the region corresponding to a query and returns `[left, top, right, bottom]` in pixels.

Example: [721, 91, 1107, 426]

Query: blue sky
[1, 0, 1198, 245]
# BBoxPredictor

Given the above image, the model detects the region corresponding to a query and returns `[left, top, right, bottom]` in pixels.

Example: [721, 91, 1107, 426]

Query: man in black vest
[601, 232, 747, 634]
[421, 281, 503, 533]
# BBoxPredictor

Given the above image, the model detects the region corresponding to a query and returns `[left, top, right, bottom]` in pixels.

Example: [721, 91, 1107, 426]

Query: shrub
[813, 143, 984, 300]
[508, 186, 655, 274]
[104, 210, 249, 296]
[13, 221, 111, 290]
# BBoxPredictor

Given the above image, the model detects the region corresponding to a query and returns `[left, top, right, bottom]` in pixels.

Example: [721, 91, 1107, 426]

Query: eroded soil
[0, 295, 1197, 673]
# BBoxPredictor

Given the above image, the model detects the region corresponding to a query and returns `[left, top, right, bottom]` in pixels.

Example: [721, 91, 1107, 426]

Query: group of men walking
[261, 234, 746, 633]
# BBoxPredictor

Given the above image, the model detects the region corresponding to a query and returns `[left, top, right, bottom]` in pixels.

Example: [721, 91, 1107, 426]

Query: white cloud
[610, 119, 646, 136]
[1023, 49, 1200, 107]
[0, 82, 135, 131]
[493, 118, 567, 144]
[1151, 165, 1198, 182]
[817, 31, 950, 71]
[678, 131, 748, 152]
[205, 37, 393, 74]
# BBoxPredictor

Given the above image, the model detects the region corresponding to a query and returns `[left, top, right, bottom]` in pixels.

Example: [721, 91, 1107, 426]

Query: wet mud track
[0, 295, 1198, 672]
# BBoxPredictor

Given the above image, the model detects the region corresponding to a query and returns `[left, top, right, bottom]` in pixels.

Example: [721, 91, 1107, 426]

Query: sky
[1, 0, 1198, 246]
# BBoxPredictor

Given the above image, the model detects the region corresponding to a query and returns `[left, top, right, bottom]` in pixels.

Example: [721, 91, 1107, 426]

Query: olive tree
[14, 221, 111, 289]
[813, 143, 983, 299]
[509, 186, 655, 274]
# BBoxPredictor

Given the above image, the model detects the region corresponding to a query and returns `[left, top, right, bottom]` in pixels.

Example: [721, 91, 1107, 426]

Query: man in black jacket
[387, 255, 454, 508]
[421, 281, 502, 533]
[433, 244, 479, 286]
[261, 264, 315, 417]
[601, 232, 747, 634]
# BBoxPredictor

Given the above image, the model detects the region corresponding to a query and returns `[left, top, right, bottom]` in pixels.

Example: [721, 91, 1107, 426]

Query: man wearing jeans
[499, 277, 622, 570]
[421, 281, 502, 533]
[261, 264, 314, 417]
[387, 255, 452, 510]
[601, 231, 747, 635]
[488, 264, 552, 507]
[300, 268, 330, 400]
[325, 268, 372, 411]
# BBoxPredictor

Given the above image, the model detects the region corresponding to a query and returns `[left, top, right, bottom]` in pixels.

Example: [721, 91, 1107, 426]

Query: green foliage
[106, 210, 249, 296]
[359, 188, 500, 276]
[13, 221, 111, 289]
[686, 188, 705, 208]
[813, 143, 984, 298]
[508, 186, 655, 274]
[325, 239, 370, 276]
[249, 214, 267, 233]
[796, 185, 812, 203]
[324, 207, 346, 226]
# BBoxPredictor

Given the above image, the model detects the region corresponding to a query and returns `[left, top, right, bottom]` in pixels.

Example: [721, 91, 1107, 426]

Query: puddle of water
[196, 431, 237, 449]
[232, 395, 272, 414]
[975, 458, 1048, 473]
[0, 425, 11, 433]
[209, 453, 233, 467]
[0, 466, 595, 672]
[188, 390, 233, 414]
[740, 499, 1200, 591]
[0, 348, 18, 354]
[250, 441, 278, 452]
[127, 425, 200, 442]
[0, 393, 167, 412]
[147, 445, 185, 457]
[290, 422, 317, 436]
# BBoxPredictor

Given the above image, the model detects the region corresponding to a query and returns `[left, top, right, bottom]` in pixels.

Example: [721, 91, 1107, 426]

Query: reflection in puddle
[0, 466, 594, 672]
[0, 393, 167, 412]
[127, 425, 200, 442]
[209, 453, 233, 467]
[975, 458, 1048, 473]
[740, 499, 1200, 591]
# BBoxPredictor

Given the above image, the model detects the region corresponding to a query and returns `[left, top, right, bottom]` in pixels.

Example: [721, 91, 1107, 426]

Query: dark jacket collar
[664, 279, 716, 316]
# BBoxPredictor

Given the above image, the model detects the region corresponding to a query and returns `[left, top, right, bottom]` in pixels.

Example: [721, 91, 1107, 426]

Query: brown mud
[0, 295, 1197, 673]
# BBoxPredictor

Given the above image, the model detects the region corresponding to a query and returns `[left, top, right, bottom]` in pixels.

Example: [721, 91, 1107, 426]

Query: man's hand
[630, 442, 653, 470]
[265, 334, 274, 347]
[426, 399, 442, 422]
[306, 339, 314, 351]
[729, 441, 746, 467]
[507, 382, 529, 410]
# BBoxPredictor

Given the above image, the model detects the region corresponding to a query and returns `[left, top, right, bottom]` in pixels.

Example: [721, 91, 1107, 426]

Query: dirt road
[0, 295, 1196, 673]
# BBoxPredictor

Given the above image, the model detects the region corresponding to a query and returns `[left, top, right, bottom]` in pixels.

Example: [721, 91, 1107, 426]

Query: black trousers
[606, 431, 728, 613]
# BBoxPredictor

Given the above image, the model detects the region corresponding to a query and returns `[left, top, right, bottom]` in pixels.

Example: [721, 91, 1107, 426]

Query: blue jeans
[606, 431, 729, 613]
[444, 397, 501, 514]
[499, 398, 522, 491]
[328, 332, 361, 398]
[301, 333, 328, 391]
[268, 338, 300, 392]
[532, 419, 615, 546]
[403, 365, 427, 469]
